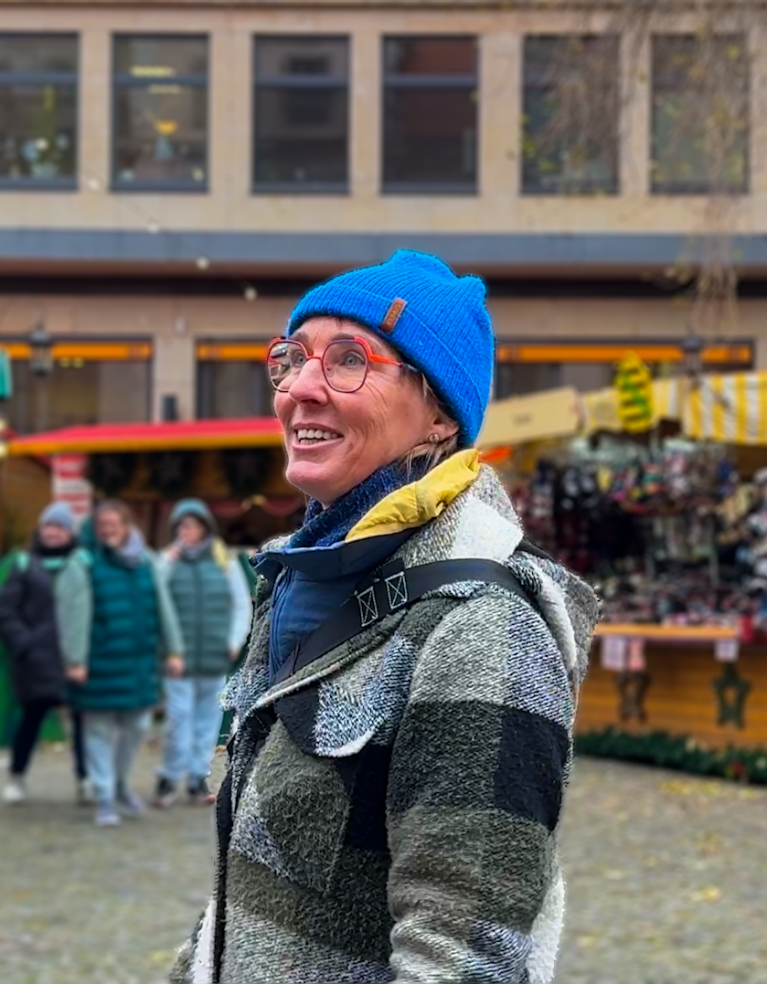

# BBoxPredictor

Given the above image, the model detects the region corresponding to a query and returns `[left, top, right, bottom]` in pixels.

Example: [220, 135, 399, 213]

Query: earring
[428, 433, 440, 444]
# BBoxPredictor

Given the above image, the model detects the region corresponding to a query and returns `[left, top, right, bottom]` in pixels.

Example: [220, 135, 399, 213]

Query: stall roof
[7, 418, 284, 456]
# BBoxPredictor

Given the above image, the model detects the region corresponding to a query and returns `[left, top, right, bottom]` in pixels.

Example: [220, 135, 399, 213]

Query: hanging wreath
[220, 448, 269, 499]
[147, 451, 196, 497]
[88, 453, 138, 496]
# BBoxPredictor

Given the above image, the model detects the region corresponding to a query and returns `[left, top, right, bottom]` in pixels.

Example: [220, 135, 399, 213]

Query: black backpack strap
[274, 556, 539, 686]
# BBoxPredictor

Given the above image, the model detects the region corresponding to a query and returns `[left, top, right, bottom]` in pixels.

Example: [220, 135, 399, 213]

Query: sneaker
[153, 776, 178, 810]
[3, 778, 26, 805]
[116, 786, 146, 819]
[94, 802, 121, 827]
[188, 778, 216, 806]
[76, 778, 94, 806]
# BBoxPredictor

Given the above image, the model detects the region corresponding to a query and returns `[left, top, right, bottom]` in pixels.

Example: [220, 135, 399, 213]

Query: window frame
[0, 32, 79, 191]
[252, 34, 350, 195]
[521, 34, 620, 197]
[381, 34, 479, 196]
[111, 33, 210, 194]
[649, 33, 750, 196]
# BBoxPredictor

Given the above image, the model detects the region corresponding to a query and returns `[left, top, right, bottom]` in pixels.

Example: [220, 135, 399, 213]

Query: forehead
[291, 317, 397, 357]
[97, 510, 123, 524]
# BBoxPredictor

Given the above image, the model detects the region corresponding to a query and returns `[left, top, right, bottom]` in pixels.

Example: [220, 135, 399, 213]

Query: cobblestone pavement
[0, 745, 765, 984]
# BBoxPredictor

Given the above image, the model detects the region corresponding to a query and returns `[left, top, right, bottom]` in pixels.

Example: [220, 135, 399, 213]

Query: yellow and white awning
[683, 372, 767, 444]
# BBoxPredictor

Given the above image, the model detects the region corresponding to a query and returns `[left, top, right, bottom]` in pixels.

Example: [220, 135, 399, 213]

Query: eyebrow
[290, 331, 377, 349]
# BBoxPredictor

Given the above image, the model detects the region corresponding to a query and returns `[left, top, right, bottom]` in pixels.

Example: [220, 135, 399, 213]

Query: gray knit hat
[39, 501, 76, 533]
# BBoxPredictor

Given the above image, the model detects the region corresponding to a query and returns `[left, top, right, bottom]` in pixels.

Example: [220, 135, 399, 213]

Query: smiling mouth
[294, 428, 342, 445]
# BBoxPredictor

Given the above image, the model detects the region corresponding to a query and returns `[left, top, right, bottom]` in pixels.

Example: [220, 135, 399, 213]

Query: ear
[428, 407, 459, 443]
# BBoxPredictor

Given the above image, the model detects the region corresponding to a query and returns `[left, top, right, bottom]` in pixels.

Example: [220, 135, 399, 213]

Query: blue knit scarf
[288, 458, 427, 551]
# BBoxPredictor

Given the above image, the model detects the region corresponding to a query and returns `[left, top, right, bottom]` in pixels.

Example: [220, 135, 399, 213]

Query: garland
[575, 727, 767, 785]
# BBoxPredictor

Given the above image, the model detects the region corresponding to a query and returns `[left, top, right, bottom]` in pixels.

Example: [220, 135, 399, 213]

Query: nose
[284, 354, 329, 404]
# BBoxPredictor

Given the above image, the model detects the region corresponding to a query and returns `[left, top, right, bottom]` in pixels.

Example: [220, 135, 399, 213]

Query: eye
[289, 347, 307, 369]
[339, 347, 366, 368]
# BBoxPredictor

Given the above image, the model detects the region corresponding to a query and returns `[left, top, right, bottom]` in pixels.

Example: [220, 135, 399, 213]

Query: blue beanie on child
[287, 250, 494, 447]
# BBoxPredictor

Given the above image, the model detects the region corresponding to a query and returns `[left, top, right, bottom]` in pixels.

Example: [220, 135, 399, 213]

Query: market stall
[5, 417, 303, 549]
[480, 368, 767, 764]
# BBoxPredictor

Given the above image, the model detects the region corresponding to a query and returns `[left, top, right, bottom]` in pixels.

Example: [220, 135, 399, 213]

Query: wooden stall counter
[577, 623, 767, 749]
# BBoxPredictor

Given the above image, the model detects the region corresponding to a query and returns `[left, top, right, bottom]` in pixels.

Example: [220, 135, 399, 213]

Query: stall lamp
[29, 322, 54, 378]
[680, 334, 704, 377]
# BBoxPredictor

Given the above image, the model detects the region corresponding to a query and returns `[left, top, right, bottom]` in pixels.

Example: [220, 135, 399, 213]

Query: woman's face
[96, 509, 129, 549]
[274, 318, 451, 506]
[176, 515, 208, 546]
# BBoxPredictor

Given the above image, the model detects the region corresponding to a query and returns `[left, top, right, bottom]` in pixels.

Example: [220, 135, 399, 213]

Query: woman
[59, 500, 184, 827]
[0, 502, 88, 805]
[154, 499, 252, 808]
[171, 250, 598, 984]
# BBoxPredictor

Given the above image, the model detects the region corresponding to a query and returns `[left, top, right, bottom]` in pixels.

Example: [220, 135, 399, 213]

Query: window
[5, 360, 151, 434]
[113, 35, 208, 190]
[0, 34, 78, 188]
[197, 360, 275, 419]
[382, 36, 478, 193]
[253, 37, 349, 191]
[522, 35, 619, 195]
[651, 35, 748, 194]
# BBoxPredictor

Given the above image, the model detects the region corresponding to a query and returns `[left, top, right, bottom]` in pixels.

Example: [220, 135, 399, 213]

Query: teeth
[296, 429, 339, 442]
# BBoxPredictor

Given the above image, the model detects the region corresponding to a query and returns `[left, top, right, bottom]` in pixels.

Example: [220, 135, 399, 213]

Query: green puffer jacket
[57, 531, 184, 706]
[170, 462, 599, 984]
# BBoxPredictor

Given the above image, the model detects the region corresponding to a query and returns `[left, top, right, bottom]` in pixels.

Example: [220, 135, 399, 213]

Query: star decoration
[713, 664, 751, 729]
[616, 670, 651, 722]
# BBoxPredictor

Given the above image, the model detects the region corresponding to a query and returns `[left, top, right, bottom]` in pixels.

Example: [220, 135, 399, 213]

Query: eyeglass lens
[267, 339, 369, 393]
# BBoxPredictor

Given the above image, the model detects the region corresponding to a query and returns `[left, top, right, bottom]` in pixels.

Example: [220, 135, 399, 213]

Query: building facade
[1, 0, 766, 433]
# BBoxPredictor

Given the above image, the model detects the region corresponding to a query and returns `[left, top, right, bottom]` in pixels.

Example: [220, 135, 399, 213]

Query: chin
[285, 460, 350, 506]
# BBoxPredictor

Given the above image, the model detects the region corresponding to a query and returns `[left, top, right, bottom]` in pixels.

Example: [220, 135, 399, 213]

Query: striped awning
[683, 372, 767, 444]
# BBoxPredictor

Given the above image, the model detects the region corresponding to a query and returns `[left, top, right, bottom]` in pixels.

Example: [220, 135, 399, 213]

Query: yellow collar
[345, 449, 480, 543]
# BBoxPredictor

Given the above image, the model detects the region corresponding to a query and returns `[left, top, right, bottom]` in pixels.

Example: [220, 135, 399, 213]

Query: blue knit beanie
[39, 501, 76, 533]
[287, 250, 494, 447]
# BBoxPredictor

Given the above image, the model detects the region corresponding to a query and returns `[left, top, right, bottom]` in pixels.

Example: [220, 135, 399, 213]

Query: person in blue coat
[154, 499, 252, 808]
[58, 500, 184, 827]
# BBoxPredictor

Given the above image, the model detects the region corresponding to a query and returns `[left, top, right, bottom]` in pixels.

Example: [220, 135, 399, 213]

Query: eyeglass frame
[266, 334, 418, 393]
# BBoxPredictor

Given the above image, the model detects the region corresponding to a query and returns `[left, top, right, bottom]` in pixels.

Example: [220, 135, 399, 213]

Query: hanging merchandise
[614, 353, 654, 433]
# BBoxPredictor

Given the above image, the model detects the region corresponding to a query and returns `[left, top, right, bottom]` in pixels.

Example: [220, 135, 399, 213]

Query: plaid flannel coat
[170, 464, 599, 984]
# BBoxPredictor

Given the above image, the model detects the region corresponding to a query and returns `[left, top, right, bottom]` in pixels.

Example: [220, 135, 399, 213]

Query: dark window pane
[197, 362, 275, 419]
[255, 86, 347, 185]
[0, 83, 76, 179]
[5, 361, 150, 434]
[382, 36, 477, 191]
[384, 36, 476, 76]
[256, 37, 348, 80]
[254, 37, 349, 189]
[522, 35, 619, 195]
[383, 86, 476, 187]
[651, 34, 748, 194]
[115, 36, 207, 77]
[0, 35, 77, 74]
[114, 85, 207, 185]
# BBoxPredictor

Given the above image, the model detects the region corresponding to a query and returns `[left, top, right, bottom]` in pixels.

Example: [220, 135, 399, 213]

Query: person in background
[154, 499, 252, 808]
[0, 502, 88, 805]
[58, 499, 184, 828]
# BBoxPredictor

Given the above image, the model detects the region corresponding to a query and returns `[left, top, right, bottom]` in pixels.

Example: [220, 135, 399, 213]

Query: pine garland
[575, 727, 767, 785]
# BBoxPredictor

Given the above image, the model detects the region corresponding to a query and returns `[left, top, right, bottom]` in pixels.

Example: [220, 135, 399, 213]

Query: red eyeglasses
[266, 336, 416, 393]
